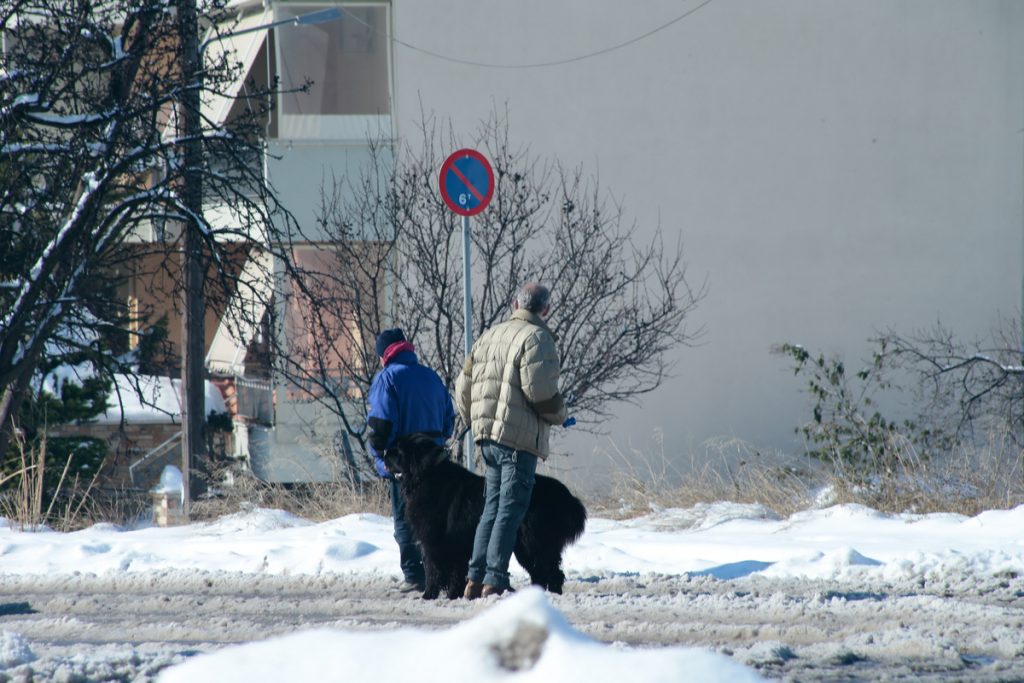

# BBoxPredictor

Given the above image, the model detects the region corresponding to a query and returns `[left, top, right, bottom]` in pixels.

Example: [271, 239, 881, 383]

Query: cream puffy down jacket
[456, 308, 568, 459]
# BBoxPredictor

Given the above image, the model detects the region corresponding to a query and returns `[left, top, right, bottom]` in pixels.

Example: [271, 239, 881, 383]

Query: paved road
[1, 570, 1023, 681]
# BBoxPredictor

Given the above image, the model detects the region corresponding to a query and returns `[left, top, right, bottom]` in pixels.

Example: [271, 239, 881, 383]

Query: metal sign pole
[462, 213, 474, 471]
[439, 148, 493, 473]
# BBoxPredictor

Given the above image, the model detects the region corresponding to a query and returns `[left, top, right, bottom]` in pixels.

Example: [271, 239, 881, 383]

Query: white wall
[391, 0, 1024, 477]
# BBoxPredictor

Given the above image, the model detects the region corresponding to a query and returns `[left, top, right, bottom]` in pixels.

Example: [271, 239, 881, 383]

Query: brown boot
[481, 584, 506, 598]
[463, 579, 483, 600]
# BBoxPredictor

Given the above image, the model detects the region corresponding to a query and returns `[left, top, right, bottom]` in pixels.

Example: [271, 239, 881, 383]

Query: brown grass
[585, 430, 1024, 520]
[189, 465, 391, 522]
[9, 429, 1021, 529]
[587, 434, 821, 519]
[0, 435, 103, 531]
[811, 430, 1024, 517]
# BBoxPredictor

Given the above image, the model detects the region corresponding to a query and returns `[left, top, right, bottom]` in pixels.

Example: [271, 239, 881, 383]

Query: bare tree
[278, 111, 705, 472]
[879, 316, 1024, 448]
[0, 0, 305, 458]
[776, 316, 1024, 483]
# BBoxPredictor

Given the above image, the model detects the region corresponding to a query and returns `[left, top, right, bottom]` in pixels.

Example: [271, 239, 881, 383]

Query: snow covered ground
[0, 501, 1023, 681]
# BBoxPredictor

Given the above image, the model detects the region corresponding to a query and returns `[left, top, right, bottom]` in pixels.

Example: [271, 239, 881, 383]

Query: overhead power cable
[340, 0, 717, 70]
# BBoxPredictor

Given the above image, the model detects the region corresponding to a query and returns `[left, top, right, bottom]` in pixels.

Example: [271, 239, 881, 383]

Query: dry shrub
[0, 434, 102, 531]
[816, 428, 1024, 516]
[189, 464, 391, 523]
[69, 487, 152, 528]
[188, 422, 391, 522]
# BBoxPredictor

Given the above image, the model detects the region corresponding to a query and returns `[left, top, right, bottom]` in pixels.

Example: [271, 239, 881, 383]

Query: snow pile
[156, 588, 763, 683]
[2, 501, 1024, 680]
[0, 630, 36, 668]
[2, 503, 1024, 583]
[621, 502, 780, 531]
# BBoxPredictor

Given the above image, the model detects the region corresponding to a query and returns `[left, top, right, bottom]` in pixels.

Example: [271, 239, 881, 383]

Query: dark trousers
[390, 478, 424, 584]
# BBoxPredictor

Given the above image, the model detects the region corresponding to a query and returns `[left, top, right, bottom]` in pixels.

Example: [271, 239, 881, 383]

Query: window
[200, 4, 392, 141]
[275, 4, 391, 140]
[283, 245, 368, 401]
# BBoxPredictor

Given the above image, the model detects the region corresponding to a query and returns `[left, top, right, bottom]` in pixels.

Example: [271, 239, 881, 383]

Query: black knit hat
[375, 328, 406, 357]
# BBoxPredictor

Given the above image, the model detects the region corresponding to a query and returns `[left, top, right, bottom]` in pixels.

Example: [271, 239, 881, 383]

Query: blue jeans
[467, 440, 537, 591]
[390, 478, 424, 584]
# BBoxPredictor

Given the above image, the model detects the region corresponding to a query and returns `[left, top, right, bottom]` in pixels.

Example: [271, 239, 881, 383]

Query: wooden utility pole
[177, 0, 206, 518]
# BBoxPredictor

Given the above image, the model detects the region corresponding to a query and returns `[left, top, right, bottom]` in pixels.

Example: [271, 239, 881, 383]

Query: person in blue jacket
[367, 328, 455, 593]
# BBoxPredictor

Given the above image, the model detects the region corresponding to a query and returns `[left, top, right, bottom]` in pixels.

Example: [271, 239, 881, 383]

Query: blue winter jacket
[366, 350, 455, 478]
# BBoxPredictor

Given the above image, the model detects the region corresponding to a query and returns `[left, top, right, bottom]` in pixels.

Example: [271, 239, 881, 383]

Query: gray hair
[515, 282, 550, 314]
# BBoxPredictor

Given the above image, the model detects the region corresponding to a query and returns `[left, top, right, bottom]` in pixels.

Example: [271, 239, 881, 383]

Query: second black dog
[386, 433, 587, 600]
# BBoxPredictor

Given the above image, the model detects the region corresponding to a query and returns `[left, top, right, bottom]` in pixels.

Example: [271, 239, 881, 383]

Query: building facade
[99, 1, 1023, 486]
[387, 0, 1024, 474]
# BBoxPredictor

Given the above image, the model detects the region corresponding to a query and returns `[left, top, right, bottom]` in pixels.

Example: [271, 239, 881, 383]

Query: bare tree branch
[0, 0, 304, 458]
[879, 317, 1024, 445]
[266, 109, 704, 476]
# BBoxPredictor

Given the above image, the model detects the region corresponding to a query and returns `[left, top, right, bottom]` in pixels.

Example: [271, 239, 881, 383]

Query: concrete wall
[390, 1, 1024, 472]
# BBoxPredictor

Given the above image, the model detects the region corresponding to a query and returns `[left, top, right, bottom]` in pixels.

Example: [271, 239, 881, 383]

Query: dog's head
[385, 433, 449, 481]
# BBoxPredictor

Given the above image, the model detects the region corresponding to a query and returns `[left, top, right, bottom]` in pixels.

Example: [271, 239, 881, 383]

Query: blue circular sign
[439, 149, 494, 216]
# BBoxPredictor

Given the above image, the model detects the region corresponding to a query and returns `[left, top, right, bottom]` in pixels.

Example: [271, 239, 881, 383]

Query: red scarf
[381, 340, 415, 366]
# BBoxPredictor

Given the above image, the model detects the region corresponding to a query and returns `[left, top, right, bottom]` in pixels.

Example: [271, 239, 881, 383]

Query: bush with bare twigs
[278, 109, 705, 479]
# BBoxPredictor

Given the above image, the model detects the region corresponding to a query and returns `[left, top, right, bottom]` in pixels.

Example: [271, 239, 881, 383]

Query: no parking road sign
[440, 148, 493, 472]
[439, 148, 494, 216]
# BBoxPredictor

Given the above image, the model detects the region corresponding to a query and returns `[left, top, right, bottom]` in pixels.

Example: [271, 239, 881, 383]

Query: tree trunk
[177, 0, 207, 512]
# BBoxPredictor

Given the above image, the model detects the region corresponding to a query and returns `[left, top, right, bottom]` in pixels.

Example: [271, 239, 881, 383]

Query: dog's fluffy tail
[562, 492, 587, 545]
[533, 475, 587, 546]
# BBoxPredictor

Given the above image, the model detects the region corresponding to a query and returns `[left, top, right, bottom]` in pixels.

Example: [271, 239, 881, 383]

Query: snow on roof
[99, 374, 227, 425]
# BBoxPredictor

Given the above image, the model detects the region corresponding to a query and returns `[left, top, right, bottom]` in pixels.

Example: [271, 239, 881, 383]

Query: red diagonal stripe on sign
[449, 164, 485, 203]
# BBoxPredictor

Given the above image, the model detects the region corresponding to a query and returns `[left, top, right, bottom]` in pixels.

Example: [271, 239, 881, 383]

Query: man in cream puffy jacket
[456, 282, 568, 598]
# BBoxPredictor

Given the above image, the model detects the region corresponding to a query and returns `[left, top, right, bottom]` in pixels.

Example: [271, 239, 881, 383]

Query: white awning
[201, 9, 271, 126]
[206, 248, 274, 376]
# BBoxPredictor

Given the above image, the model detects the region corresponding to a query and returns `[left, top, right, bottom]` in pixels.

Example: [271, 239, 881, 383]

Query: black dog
[386, 433, 587, 600]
